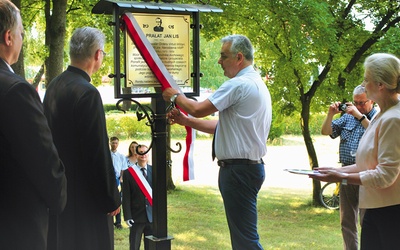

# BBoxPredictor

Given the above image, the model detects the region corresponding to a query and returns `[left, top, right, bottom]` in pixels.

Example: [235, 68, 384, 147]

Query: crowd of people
[2, 0, 400, 249]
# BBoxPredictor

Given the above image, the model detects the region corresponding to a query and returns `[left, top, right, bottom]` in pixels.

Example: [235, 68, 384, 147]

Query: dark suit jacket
[43, 66, 121, 250]
[0, 59, 67, 250]
[122, 164, 153, 223]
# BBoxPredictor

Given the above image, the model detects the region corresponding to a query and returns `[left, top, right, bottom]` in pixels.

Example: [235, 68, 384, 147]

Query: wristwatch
[358, 114, 366, 122]
[170, 93, 181, 104]
[341, 173, 349, 186]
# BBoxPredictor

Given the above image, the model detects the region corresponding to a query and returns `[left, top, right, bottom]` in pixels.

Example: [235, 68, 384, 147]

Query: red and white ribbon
[127, 167, 153, 206]
[122, 13, 195, 181]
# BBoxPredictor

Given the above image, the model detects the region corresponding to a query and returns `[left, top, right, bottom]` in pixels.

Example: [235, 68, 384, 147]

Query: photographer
[321, 85, 377, 250]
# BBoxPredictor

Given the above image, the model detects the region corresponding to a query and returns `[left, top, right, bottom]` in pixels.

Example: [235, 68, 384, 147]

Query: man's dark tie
[212, 125, 217, 161]
[140, 167, 147, 179]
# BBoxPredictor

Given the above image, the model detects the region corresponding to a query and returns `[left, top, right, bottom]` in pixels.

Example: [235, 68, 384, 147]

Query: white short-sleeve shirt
[208, 65, 272, 160]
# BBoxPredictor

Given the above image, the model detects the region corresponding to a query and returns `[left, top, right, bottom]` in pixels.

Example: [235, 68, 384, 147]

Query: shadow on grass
[115, 186, 342, 250]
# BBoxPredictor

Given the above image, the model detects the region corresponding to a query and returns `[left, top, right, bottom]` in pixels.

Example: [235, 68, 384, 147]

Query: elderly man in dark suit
[123, 144, 153, 250]
[43, 27, 121, 250]
[0, 1, 67, 249]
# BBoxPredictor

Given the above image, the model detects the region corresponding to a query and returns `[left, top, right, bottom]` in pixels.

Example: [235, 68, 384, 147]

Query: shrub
[106, 117, 123, 138]
[105, 108, 328, 141]
[103, 104, 119, 112]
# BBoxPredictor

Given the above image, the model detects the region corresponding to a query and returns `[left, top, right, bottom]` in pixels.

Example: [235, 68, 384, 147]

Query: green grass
[114, 186, 342, 250]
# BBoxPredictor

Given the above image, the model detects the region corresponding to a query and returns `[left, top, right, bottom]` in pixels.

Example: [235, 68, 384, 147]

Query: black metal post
[147, 96, 173, 249]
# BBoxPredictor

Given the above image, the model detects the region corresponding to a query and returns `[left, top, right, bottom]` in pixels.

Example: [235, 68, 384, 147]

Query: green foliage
[200, 0, 400, 115]
[268, 108, 285, 141]
[106, 110, 325, 142]
[21, 0, 113, 86]
[268, 111, 326, 140]
[21, 1, 48, 70]
[103, 104, 119, 113]
[169, 123, 188, 138]
[106, 113, 152, 140]
[282, 113, 326, 135]
[103, 103, 149, 113]
[106, 111, 218, 141]
[374, 28, 400, 56]
[105, 116, 121, 138]
[199, 36, 228, 90]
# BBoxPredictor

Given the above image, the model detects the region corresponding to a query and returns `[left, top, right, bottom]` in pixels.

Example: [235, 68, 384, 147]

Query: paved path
[119, 135, 340, 190]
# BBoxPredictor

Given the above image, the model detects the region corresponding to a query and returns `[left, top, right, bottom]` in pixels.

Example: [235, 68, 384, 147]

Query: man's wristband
[358, 114, 366, 122]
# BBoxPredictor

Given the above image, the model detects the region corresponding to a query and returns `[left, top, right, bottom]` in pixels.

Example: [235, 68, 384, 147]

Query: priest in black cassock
[43, 27, 121, 250]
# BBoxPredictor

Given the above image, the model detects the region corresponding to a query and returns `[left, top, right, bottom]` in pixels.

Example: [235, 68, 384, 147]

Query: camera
[338, 102, 347, 112]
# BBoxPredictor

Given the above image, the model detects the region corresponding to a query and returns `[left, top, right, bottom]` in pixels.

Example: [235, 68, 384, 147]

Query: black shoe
[115, 223, 123, 229]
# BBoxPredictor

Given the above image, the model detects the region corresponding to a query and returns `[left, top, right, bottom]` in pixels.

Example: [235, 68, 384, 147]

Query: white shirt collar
[2, 59, 13, 72]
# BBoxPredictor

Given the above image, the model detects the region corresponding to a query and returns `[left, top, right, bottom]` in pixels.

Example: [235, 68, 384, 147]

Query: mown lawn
[114, 185, 342, 250]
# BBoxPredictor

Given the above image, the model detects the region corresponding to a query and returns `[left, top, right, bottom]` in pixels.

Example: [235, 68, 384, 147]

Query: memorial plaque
[125, 13, 191, 93]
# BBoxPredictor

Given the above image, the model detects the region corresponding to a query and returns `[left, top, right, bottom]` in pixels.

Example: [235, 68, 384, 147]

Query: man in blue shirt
[110, 136, 128, 229]
[321, 85, 377, 250]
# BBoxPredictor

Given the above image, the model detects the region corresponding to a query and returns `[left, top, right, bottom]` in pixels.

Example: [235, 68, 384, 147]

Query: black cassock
[44, 66, 120, 250]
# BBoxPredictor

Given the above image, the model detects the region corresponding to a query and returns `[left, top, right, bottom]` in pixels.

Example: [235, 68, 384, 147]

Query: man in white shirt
[162, 35, 272, 250]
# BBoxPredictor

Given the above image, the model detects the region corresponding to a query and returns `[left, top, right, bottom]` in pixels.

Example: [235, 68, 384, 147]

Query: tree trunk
[300, 95, 322, 206]
[45, 0, 67, 86]
[32, 64, 45, 89]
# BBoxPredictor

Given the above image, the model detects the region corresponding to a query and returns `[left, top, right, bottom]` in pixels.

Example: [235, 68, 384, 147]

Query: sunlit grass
[115, 186, 342, 250]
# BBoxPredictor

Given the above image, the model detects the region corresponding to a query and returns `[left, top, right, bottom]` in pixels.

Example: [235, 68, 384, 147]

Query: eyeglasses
[352, 100, 370, 106]
[99, 49, 106, 57]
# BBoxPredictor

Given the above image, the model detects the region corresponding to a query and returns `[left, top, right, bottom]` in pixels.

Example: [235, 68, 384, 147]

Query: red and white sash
[122, 13, 195, 181]
[127, 166, 153, 206]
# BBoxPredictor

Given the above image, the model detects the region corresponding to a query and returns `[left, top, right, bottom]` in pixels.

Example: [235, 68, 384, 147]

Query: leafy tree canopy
[199, 0, 400, 113]
[195, 0, 400, 202]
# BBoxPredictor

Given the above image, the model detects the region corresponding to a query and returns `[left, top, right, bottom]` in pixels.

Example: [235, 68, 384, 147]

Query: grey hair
[69, 27, 105, 61]
[0, 0, 20, 44]
[353, 85, 366, 95]
[364, 53, 400, 93]
[221, 35, 254, 62]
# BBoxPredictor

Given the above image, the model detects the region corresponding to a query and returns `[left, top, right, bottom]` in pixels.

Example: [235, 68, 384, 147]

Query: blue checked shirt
[330, 108, 377, 165]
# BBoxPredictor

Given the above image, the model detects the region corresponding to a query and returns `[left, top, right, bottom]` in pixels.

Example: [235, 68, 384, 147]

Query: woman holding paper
[309, 53, 400, 250]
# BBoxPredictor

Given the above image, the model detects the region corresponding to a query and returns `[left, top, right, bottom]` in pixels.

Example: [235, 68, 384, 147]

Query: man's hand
[344, 103, 363, 119]
[162, 87, 179, 102]
[126, 219, 134, 227]
[167, 108, 188, 126]
[328, 101, 343, 115]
